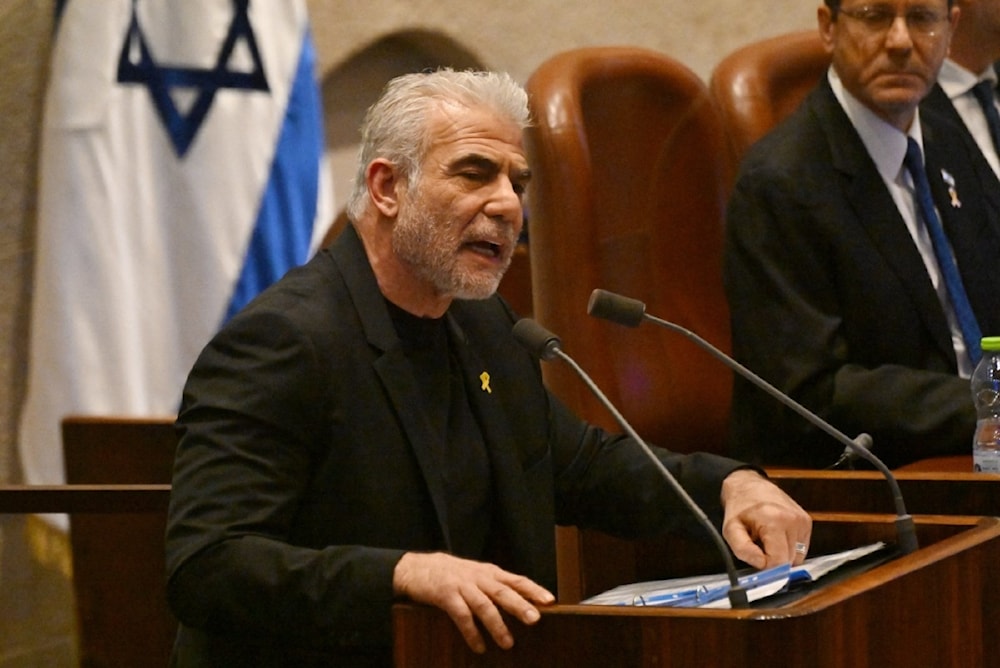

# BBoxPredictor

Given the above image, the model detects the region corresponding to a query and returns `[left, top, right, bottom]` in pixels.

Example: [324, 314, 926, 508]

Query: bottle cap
[981, 337, 1000, 352]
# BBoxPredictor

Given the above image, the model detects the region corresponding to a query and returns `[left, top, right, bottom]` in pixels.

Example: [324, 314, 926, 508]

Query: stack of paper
[581, 542, 887, 609]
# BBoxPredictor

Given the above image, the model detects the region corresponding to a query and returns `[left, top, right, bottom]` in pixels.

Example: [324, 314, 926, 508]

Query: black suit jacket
[166, 225, 745, 666]
[724, 76, 1000, 469]
[921, 78, 1000, 236]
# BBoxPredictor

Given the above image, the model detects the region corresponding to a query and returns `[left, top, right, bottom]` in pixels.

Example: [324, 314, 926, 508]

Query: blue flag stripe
[225, 30, 322, 322]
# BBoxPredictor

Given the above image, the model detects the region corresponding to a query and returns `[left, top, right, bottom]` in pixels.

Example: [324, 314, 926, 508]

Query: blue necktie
[903, 138, 983, 367]
[970, 79, 1000, 160]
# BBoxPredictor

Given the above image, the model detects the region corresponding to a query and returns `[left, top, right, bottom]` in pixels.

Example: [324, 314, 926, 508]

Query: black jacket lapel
[812, 84, 955, 359]
[330, 226, 453, 549]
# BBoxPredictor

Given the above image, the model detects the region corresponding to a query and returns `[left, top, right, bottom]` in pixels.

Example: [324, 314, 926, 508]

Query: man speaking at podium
[165, 68, 811, 667]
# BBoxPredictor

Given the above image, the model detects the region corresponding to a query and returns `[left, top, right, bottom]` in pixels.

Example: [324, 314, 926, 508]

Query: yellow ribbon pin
[479, 371, 492, 394]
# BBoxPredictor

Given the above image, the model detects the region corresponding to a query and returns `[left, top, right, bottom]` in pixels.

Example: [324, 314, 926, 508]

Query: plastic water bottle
[971, 337, 1000, 473]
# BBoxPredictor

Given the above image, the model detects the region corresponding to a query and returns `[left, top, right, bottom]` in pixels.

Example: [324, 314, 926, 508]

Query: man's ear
[817, 6, 836, 54]
[367, 158, 402, 218]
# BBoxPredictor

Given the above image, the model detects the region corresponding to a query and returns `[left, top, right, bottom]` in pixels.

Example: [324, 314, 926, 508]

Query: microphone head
[512, 318, 563, 361]
[854, 433, 874, 451]
[587, 289, 646, 327]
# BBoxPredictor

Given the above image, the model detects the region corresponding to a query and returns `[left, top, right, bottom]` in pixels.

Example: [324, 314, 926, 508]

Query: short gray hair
[345, 68, 531, 222]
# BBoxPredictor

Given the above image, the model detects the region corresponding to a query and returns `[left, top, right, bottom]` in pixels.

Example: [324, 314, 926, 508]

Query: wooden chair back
[62, 415, 178, 667]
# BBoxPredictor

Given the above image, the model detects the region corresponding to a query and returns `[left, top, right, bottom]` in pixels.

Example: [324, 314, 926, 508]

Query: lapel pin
[479, 371, 492, 394]
[941, 169, 961, 208]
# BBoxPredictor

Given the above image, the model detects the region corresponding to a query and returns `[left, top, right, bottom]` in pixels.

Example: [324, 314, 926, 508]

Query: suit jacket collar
[329, 225, 454, 549]
[922, 83, 1000, 229]
[808, 80, 956, 360]
[328, 224, 398, 353]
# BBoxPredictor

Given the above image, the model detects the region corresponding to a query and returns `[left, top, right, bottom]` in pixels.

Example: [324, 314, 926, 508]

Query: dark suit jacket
[921, 78, 1000, 236]
[724, 76, 1000, 469]
[166, 225, 745, 666]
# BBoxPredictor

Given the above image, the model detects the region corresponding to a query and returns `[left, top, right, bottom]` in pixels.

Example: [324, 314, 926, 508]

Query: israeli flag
[19, 0, 331, 504]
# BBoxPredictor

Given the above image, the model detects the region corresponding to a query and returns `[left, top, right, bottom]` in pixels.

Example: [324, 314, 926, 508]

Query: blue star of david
[116, 0, 270, 157]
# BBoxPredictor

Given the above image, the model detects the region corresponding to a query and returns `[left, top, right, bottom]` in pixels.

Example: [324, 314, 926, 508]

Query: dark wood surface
[768, 467, 1000, 516]
[557, 463, 999, 603]
[395, 514, 1000, 667]
[63, 416, 178, 668]
[0, 481, 175, 668]
[0, 484, 170, 513]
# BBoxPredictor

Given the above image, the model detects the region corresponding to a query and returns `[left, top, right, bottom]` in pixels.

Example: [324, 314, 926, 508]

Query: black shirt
[386, 300, 493, 558]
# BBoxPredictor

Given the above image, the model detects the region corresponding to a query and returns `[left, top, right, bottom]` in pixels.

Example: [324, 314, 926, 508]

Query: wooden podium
[555, 467, 1000, 604]
[393, 514, 1000, 667]
[768, 468, 1000, 516]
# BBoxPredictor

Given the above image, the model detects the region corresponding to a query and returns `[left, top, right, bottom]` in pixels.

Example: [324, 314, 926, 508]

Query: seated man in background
[922, 0, 1000, 187]
[165, 68, 811, 667]
[725, 0, 1000, 469]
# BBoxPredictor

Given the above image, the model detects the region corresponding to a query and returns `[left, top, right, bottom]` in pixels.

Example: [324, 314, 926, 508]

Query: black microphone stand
[587, 288, 918, 555]
[513, 318, 750, 608]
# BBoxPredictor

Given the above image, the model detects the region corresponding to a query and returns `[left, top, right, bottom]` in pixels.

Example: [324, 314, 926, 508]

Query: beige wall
[311, 0, 817, 205]
[310, 0, 817, 83]
[0, 0, 816, 663]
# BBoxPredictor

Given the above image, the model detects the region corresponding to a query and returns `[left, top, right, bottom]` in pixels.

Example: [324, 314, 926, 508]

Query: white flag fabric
[19, 0, 330, 498]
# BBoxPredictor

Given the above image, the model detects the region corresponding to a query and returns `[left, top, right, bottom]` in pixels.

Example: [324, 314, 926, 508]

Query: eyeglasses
[837, 4, 949, 36]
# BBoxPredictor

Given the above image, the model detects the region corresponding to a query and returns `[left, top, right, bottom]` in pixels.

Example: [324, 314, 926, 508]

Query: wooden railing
[0, 483, 171, 514]
[0, 482, 177, 667]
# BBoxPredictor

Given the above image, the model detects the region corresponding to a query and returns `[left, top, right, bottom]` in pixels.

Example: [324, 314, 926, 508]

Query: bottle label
[973, 448, 1000, 473]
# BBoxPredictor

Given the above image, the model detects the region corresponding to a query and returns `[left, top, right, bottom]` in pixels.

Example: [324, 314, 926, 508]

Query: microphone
[512, 317, 751, 609]
[587, 288, 918, 555]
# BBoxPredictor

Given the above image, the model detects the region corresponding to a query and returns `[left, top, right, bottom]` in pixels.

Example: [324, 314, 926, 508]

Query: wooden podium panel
[768, 468, 1000, 516]
[556, 467, 1000, 603]
[394, 514, 1000, 667]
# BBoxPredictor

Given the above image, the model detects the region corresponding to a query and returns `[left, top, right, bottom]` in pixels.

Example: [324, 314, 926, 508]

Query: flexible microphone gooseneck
[512, 317, 751, 609]
[586, 288, 918, 555]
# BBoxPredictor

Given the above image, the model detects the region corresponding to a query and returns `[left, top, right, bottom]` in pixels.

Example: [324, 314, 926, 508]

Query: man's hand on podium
[720, 469, 814, 569]
[393, 551, 555, 654]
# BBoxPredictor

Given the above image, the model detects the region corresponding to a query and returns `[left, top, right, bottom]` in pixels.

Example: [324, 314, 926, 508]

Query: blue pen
[631, 587, 703, 607]
[679, 563, 792, 608]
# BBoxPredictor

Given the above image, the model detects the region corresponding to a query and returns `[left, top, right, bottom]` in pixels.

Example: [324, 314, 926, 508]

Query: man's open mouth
[466, 240, 503, 258]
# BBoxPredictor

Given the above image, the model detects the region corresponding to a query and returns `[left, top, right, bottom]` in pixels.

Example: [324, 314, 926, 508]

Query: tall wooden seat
[525, 46, 734, 456]
[709, 30, 829, 171]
